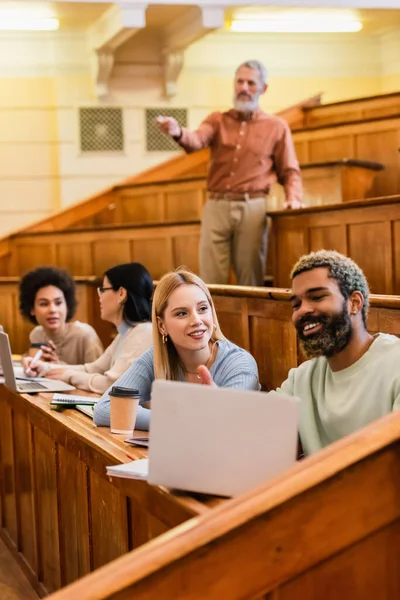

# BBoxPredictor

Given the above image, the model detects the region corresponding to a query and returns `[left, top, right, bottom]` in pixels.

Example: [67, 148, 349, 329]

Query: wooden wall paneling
[120, 190, 165, 223]
[347, 221, 393, 294]
[165, 185, 204, 222]
[131, 237, 174, 279]
[393, 220, 400, 295]
[12, 411, 37, 576]
[57, 446, 91, 585]
[172, 232, 200, 274]
[92, 239, 131, 275]
[0, 401, 18, 548]
[308, 224, 347, 255]
[248, 298, 297, 391]
[212, 295, 248, 350]
[89, 470, 129, 570]
[278, 520, 400, 600]
[355, 129, 400, 197]
[308, 135, 354, 163]
[56, 242, 93, 275]
[273, 224, 309, 289]
[293, 140, 308, 163]
[128, 498, 151, 549]
[14, 243, 57, 276]
[33, 426, 61, 593]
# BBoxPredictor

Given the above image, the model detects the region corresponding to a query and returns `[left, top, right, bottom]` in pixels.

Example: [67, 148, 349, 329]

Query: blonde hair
[152, 269, 225, 380]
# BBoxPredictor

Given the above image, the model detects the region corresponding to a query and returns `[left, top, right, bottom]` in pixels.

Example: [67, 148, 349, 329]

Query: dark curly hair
[291, 250, 370, 326]
[19, 266, 77, 325]
[104, 262, 153, 323]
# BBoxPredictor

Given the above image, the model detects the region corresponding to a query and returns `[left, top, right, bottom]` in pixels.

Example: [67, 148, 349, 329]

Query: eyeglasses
[97, 286, 114, 297]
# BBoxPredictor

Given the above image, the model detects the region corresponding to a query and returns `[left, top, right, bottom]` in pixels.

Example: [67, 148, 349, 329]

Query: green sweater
[278, 333, 400, 455]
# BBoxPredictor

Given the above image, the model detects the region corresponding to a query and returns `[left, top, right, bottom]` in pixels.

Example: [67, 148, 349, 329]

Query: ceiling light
[230, 17, 362, 34]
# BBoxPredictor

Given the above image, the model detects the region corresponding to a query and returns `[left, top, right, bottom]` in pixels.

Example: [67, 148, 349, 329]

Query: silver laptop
[147, 380, 300, 497]
[0, 332, 75, 393]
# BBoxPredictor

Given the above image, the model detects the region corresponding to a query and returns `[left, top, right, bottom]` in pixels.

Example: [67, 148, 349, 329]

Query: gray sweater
[93, 339, 259, 430]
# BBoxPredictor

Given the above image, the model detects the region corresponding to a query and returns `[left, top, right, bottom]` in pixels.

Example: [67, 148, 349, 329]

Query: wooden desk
[0, 387, 220, 596]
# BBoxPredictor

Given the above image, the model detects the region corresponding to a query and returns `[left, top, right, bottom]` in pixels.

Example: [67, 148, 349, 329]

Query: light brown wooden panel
[355, 129, 400, 197]
[92, 240, 131, 274]
[89, 471, 129, 570]
[309, 225, 347, 254]
[274, 228, 308, 289]
[16, 244, 57, 274]
[13, 412, 37, 574]
[0, 401, 18, 547]
[348, 222, 392, 294]
[131, 238, 173, 279]
[120, 192, 164, 223]
[278, 520, 400, 599]
[33, 427, 61, 593]
[173, 233, 200, 273]
[56, 243, 93, 275]
[248, 298, 297, 391]
[309, 135, 354, 163]
[212, 296, 248, 350]
[165, 188, 204, 222]
[58, 446, 91, 585]
[394, 221, 400, 295]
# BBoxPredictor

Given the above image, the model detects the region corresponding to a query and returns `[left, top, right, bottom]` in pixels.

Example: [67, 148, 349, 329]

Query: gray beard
[233, 96, 259, 113]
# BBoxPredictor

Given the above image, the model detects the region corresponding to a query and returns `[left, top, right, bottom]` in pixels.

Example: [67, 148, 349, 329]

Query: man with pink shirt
[157, 60, 303, 286]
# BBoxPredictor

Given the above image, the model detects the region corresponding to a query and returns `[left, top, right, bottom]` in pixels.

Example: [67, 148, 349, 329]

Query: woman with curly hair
[19, 266, 103, 365]
[24, 263, 153, 394]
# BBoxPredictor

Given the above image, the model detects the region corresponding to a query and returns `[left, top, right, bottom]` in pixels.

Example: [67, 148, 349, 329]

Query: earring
[162, 333, 167, 344]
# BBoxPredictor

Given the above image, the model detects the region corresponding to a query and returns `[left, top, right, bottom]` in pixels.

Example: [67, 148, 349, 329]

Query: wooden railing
[269, 194, 400, 296]
[44, 408, 400, 599]
[302, 90, 400, 128]
[2, 279, 399, 391]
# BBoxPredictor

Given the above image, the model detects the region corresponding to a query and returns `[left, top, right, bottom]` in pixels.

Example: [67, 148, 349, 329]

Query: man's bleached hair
[236, 60, 268, 86]
[291, 250, 370, 326]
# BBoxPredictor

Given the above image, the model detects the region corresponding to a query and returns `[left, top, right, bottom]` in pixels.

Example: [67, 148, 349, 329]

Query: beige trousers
[199, 197, 268, 286]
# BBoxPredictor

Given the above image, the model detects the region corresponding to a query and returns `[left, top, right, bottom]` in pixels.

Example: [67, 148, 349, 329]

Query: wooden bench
[0, 386, 222, 595]
[269, 194, 400, 295]
[1, 279, 399, 391]
[42, 408, 400, 599]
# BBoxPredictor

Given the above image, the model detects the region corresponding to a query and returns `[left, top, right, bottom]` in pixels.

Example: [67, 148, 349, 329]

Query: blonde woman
[94, 269, 259, 430]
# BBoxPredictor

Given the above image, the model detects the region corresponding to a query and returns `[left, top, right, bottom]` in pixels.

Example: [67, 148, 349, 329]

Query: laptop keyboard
[18, 382, 47, 391]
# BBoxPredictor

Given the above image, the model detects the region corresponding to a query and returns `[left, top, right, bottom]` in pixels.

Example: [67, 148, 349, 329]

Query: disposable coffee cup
[109, 386, 140, 435]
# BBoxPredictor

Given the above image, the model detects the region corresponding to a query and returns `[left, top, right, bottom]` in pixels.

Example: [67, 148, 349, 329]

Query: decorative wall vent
[146, 108, 188, 151]
[79, 107, 124, 152]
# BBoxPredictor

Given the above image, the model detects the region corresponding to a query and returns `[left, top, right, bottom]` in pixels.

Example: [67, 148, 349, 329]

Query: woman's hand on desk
[197, 366, 216, 386]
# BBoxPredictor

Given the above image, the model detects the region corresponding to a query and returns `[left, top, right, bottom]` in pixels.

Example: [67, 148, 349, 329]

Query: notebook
[0, 332, 75, 394]
[107, 380, 300, 497]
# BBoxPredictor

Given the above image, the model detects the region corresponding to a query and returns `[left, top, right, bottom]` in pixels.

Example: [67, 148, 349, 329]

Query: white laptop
[0, 332, 75, 393]
[147, 379, 300, 497]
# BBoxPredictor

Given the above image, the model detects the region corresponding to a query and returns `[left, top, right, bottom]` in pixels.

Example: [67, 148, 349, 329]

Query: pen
[26, 349, 43, 376]
[125, 452, 136, 460]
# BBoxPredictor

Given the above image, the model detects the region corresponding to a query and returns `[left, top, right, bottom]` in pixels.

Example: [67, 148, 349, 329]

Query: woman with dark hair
[24, 263, 153, 394]
[20, 266, 103, 364]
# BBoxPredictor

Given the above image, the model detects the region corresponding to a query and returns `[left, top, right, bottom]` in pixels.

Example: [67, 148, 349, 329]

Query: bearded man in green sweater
[278, 249, 400, 455]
